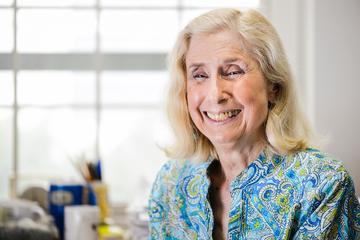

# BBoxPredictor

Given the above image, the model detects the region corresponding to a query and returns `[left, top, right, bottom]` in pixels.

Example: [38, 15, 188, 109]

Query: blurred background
[0, 0, 359, 237]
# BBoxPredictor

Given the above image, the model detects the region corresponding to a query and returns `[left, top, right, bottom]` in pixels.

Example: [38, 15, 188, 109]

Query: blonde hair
[165, 8, 313, 162]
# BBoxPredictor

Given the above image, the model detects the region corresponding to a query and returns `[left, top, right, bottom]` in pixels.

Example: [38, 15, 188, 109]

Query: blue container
[49, 183, 84, 240]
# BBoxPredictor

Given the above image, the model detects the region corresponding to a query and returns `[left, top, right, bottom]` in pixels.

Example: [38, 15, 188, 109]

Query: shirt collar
[185, 146, 285, 192]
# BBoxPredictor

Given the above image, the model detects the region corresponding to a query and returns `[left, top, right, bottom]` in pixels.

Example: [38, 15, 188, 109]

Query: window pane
[100, 108, 169, 203]
[180, 9, 213, 29]
[17, 10, 96, 53]
[18, 71, 95, 105]
[101, 71, 167, 105]
[101, 0, 177, 7]
[0, 109, 13, 199]
[181, 7, 258, 28]
[0, 9, 13, 52]
[0, 0, 12, 6]
[0, 71, 14, 106]
[100, 10, 178, 52]
[18, 0, 95, 7]
[18, 108, 96, 177]
[182, 0, 260, 8]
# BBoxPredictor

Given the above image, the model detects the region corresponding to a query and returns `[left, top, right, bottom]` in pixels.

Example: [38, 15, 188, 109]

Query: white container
[65, 205, 99, 240]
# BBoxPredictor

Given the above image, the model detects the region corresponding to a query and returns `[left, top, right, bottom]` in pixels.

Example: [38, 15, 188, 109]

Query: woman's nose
[209, 75, 230, 104]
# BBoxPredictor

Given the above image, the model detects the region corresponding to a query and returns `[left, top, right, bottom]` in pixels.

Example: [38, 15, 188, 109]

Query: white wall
[314, 0, 360, 194]
[266, 0, 360, 194]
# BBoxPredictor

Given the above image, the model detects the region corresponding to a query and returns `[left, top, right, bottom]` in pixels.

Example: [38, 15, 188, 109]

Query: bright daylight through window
[0, 0, 260, 204]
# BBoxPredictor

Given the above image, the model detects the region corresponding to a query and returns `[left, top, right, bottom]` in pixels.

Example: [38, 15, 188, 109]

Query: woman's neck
[213, 136, 266, 184]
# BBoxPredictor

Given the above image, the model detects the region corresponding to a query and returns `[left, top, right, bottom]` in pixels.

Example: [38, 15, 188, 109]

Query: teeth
[206, 110, 240, 121]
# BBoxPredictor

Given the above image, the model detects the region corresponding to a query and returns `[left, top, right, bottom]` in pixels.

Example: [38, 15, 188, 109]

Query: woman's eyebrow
[187, 58, 247, 71]
[223, 57, 245, 64]
[187, 63, 204, 71]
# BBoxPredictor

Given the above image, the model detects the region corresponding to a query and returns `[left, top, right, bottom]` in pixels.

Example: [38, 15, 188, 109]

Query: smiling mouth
[204, 109, 241, 122]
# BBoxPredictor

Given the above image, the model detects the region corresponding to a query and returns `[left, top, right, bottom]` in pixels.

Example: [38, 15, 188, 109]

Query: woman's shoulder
[286, 149, 360, 238]
[288, 148, 356, 203]
[292, 148, 350, 181]
[150, 159, 210, 197]
[154, 159, 200, 183]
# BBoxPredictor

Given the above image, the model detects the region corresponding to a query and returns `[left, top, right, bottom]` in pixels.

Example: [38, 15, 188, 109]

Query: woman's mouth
[204, 109, 242, 122]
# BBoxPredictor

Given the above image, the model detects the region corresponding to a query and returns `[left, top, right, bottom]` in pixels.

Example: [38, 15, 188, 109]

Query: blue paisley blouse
[148, 148, 360, 239]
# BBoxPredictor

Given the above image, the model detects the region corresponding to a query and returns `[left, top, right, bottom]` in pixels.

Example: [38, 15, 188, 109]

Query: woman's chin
[208, 134, 243, 148]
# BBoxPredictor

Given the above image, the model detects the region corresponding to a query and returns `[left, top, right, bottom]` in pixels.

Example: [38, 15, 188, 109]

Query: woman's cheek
[187, 86, 202, 107]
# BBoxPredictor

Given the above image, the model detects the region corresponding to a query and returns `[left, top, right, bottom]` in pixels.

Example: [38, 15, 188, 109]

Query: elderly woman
[148, 8, 360, 239]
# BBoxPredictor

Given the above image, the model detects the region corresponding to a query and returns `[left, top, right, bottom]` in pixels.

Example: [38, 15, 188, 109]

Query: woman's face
[185, 30, 273, 148]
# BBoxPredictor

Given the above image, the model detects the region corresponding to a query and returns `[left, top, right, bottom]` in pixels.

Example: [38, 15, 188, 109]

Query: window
[0, 0, 260, 204]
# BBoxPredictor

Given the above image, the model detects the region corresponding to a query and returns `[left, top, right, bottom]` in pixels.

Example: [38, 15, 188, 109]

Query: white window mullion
[95, 0, 100, 161]
[11, 0, 18, 198]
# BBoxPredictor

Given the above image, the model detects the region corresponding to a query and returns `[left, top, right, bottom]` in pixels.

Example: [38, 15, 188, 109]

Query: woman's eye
[193, 74, 207, 80]
[225, 70, 245, 77]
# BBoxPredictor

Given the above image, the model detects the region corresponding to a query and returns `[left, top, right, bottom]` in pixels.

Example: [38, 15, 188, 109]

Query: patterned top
[148, 148, 360, 239]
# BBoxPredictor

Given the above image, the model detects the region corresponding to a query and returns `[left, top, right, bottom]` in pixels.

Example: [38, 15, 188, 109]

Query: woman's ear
[267, 83, 279, 103]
